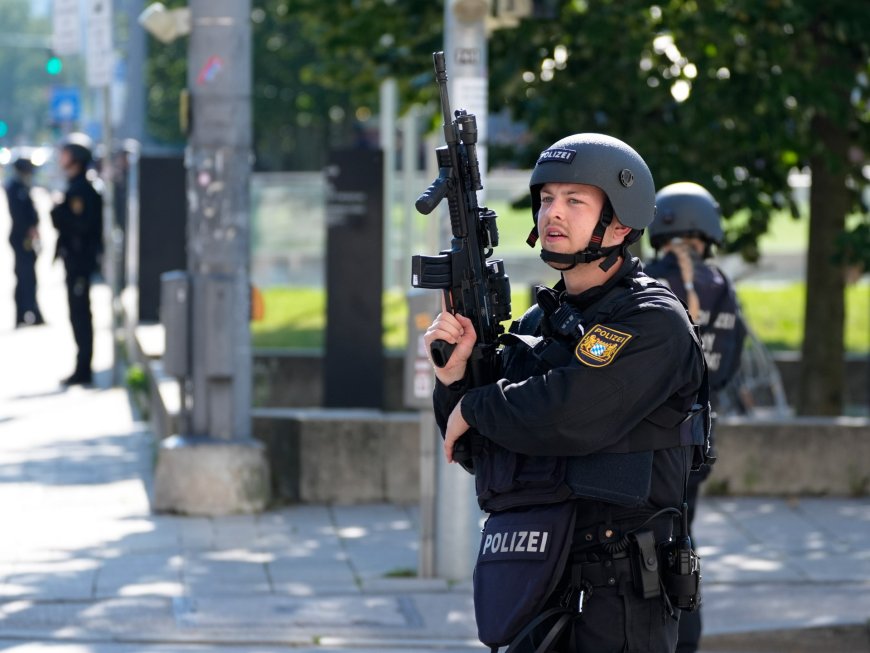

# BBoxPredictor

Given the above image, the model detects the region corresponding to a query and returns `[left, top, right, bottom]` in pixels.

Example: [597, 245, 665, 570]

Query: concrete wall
[772, 352, 869, 411]
[136, 330, 870, 504]
[252, 408, 420, 504]
[708, 417, 870, 496]
[249, 411, 869, 505]
[252, 349, 407, 411]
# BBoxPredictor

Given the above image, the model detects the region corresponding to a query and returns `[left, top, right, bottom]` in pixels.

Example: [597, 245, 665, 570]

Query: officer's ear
[609, 218, 633, 245]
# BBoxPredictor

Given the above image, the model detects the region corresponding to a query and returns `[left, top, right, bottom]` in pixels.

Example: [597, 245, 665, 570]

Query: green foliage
[125, 364, 148, 392]
[251, 0, 443, 170]
[0, 2, 75, 143]
[488, 0, 870, 261]
[143, 0, 187, 146]
[142, 1, 869, 238]
[145, 1, 444, 168]
[835, 219, 870, 273]
[124, 364, 150, 420]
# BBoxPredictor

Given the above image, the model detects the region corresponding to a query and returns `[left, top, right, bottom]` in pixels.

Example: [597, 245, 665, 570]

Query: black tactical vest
[645, 256, 747, 392]
[472, 277, 709, 513]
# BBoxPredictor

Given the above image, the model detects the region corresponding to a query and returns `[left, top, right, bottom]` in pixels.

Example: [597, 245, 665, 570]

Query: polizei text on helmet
[537, 148, 577, 164]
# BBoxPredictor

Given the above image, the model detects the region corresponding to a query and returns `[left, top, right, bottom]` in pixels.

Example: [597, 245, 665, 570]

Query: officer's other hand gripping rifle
[411, 51, 512, 472]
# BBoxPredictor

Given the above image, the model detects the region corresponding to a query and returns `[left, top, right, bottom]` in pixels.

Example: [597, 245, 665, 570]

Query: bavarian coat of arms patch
[575, 324, 633, 367]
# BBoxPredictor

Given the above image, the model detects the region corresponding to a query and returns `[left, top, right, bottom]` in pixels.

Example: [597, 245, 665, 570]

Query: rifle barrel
[433, 52, 455, 143]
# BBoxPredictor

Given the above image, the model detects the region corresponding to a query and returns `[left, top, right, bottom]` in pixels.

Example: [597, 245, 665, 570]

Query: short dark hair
[12, 158, 34, 173]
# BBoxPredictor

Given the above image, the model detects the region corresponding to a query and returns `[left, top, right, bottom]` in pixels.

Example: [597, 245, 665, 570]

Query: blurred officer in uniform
[4, 157, 45, 327]
[425, 134, 710, 652]
[51, 133, 103, 386]
[645, 181, 747, 653]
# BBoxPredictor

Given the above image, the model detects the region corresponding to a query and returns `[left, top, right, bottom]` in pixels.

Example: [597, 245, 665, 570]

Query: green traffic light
[46, 57, 63, 75]
[0, 121, 7, 138]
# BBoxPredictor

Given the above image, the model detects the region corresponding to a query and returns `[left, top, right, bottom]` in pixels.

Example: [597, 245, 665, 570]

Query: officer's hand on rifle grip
[430, 340, 456, 368]
[424, 311, 477, 386]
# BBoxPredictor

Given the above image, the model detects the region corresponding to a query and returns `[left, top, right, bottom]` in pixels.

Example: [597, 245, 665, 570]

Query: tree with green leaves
[0, 2, 73, 146]
[143, 1, 868, 413]
[488, 0, 869, 415]
[145, 0, 442, 169]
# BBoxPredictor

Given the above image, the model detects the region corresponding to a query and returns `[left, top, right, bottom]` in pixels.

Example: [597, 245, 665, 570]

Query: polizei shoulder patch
[575, 324, 633, 367]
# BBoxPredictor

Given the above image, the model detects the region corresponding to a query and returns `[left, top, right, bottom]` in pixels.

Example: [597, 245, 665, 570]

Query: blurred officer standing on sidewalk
[645, 181, 747, 653]
[51, 133, 103, 386]
[425, 134, 710, 652]
[4, 157, 45, 327]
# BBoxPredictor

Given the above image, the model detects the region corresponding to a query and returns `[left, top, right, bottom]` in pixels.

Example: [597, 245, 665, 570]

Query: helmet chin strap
[539, 244, 622, 270]
[532, 199, 625, 272]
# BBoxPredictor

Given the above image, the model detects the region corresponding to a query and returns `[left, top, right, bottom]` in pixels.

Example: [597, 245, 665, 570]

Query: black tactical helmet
[60, 132, 94, 168]
[528, 133, 656, 270]
[529, 133, 656, 230]
[650, 182, 724, 251]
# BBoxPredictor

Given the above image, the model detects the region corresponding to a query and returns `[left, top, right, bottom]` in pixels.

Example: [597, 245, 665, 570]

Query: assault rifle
[411, 51, 512, 470]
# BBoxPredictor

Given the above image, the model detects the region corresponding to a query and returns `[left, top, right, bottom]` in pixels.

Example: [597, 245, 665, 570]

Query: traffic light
[45, 56, 63, 75]
[0, 120, 8, 138]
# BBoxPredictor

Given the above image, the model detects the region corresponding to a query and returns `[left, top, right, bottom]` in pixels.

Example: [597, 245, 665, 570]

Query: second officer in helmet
[645, 181, 747, 653]
[425, 133, 709, 651]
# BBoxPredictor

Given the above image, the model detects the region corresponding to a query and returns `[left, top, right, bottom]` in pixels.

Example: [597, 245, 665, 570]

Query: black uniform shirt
[51, 172, 103, 275]
[4, 178, 38, 246]
[434, 255, 705, 516]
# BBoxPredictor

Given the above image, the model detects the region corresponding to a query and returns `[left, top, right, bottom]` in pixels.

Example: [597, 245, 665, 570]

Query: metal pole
[119, 0, 146, 144]
[403, 108, 438, 578]
[151, 0, 268, 516]
[433, 0, 489, 582]
[101, 85, 121, 386]
[418, 398, 438, 578]
[401, 105, 420, 291]
[186, 0, 252, 440]
[380, 78, 398, 291]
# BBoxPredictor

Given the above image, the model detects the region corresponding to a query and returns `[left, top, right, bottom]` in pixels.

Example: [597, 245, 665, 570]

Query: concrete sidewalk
[0, 193, 868, 652]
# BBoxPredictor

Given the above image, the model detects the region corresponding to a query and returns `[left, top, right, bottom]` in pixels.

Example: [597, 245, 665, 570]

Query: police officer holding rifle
[413, 52, 712, 653]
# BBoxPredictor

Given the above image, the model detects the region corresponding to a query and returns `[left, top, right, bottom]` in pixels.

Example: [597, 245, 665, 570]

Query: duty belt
[572, 517, 674, 556]
[569, 529, 665, 602]
[574, 555, 633, 589]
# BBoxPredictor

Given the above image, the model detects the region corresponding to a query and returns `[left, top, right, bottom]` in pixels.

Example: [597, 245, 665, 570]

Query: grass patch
[124, 363, 151, 420]
[735, 282, 869, 352]
[252, 282, 869, 354]
[251, 287, 325, 349]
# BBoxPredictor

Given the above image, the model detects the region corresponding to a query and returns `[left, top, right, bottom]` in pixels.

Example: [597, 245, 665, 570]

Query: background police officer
[4, 157, 45, 327]
[426, 134, 707, 652]
[645, 181, 747, 653]
[51, 133, 103, 386]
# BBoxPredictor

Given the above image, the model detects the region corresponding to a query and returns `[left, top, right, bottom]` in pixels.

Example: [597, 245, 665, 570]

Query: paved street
[0, 187, 868, 652]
